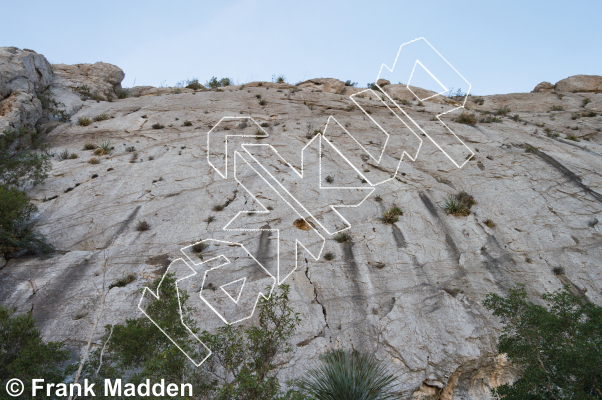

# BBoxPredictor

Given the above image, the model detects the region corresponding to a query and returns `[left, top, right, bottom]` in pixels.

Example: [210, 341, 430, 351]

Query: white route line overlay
[140, 37, 476, 367]
[376, 36, 474, 169]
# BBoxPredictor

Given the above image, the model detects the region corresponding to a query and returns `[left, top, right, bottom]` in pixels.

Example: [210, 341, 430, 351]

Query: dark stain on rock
[419, 191, 464, 274]
[147, 254, 172, 275]
[533, 149, 602, 204]
[254, 224, 275, 278]
[480, 235, 517, 292]
[419, 192, 441, 221]
[412, 255, 431, 284]
[391, 224, 406, 248]
[445, 234, 461, 263]
[33, 256, 97, 328]
[342, 242, 368, 314]
[104, 205, 141, 248]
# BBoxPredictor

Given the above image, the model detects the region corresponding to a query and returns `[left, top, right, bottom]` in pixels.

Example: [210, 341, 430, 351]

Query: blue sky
[3, 0, 600, 95]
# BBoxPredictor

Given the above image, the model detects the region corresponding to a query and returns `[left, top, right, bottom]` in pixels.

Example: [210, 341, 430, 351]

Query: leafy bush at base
[76, 275, 307, 399]
[483, 284, 602, 399]
[0, 306, 70, 400]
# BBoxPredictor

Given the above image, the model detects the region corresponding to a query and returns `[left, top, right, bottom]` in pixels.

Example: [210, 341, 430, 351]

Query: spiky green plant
[443, 194, 464, 216]
[99, 140, 112, 155]
[300, 349, 398, 400]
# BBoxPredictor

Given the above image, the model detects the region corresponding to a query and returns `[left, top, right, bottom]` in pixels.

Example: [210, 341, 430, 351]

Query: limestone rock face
[555, 74, 602, 93]
[52, 62, 125, 100]
[0, 47, 53, 100]
[1, 50, 602, 400]
[0, 90, 42, 131]
[297, 78, 346, 94]
[532, 81, 555, 93]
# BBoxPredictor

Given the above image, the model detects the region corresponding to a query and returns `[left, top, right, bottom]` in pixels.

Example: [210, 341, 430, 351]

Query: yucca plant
[300, 349, 398, 400]
[99, 140, 112, 155]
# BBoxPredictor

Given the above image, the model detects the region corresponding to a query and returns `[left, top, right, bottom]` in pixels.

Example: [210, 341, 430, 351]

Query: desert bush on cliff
[442, 191, 475, 216]
[37, 86, 70, 122]
[0, 306, 69, 400]
[0, 127, 54, 258]
[483, 284, 602, 400]
[206, 76, 232, 89]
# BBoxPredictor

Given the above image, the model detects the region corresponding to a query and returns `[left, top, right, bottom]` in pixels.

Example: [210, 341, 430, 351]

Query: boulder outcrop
[0, 47, 53, 130]
[554, 74, 602, 93]
[532, 81, 555, 93]
[52, 62, 125, 100]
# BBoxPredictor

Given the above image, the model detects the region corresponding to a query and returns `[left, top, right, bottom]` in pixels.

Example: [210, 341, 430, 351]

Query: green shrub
[37, 86, 70, 122]
[472, 96, 485, 105]
[93, 113, 109, 122]
[0, 306, 70, 399]
[78, 117, 91, 126]
[183, 78, 203, 90]
[299, 349, 398, 400]
[77, 275, 303, 399]
[152, 123, 165, 129]
[454, 112, 477, 124]
[83, 142, 97, 150]
[136, 220, 150, 231]
[496, 106, 511, 116]
[183, 120, 193, 126]
[0, 128, 53, 258]
[115, 88, 130, 99]
[567, 135, 580, 142]
[443, 191, 475, 216]
[72, 84, 92, 98]
[550, 105, 564, 111]
[109, 273, 136, 289]
[334, 232, 352, 243]
[379, 206, 403, 224]
[581, 98, 591, 107]
[206, 76, 232, 89]
[483, 285, 602, 400]
[525, 144, 539, 153]
[344, 80, 357, 87]
[324, 252, 335, 261]
[583, 111, 597, 117]
[99, 140, 113, 155]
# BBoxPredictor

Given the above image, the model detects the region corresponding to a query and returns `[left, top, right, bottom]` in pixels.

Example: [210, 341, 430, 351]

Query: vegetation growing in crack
[442, 191, 475, 216]
[453, 112, 477, 124]
[379, 206, 403, 224]
[0, 127, 54, 258]
[37, 86, 70, 122]
[109, 273, 136, 289]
